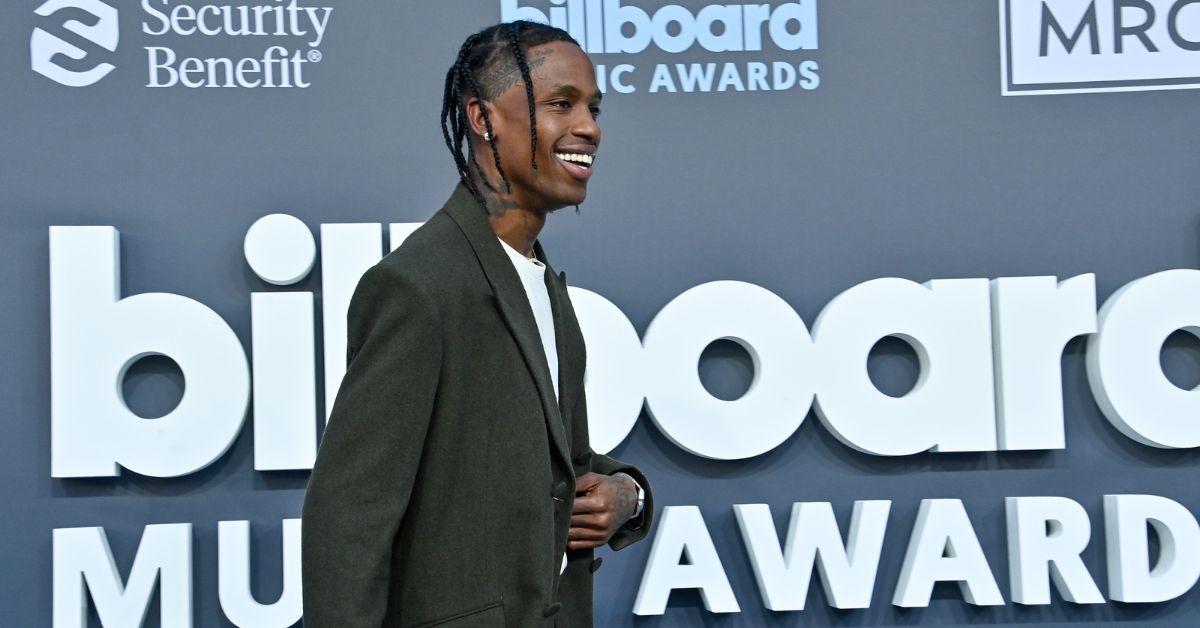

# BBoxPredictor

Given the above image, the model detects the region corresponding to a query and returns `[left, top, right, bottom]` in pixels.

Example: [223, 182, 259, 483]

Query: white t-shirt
[497, 236, 558, 400]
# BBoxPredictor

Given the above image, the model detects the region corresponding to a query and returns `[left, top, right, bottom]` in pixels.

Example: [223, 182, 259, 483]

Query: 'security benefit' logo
[31, 0, 332, 89]
[31, 0, 119, 87]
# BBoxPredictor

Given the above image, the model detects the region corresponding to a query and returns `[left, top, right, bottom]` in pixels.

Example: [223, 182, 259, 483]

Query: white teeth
[555, 152, 594, 166]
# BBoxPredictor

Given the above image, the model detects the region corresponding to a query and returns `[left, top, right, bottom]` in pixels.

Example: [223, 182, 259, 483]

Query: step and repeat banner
[4, 0, 1200, 626]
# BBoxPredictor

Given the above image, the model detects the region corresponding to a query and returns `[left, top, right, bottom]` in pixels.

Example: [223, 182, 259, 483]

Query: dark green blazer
[301, 183, 654, 627]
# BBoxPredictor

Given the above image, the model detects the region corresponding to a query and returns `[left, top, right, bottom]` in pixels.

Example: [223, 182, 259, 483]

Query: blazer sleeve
[574, 386, 655, 551]
[301, 263, 443, 627]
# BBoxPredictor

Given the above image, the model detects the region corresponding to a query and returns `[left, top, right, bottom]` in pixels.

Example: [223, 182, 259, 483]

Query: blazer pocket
[410, 600, 505, 628]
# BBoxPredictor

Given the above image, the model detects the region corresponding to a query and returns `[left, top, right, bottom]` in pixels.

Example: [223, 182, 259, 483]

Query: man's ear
[465, 97, 493, 140]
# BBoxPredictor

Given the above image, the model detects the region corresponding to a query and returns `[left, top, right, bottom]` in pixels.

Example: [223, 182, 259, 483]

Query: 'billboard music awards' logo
[1000, 0, 1200, 95]
[30, 0, 333, 88]
[502, 0, 821, 94]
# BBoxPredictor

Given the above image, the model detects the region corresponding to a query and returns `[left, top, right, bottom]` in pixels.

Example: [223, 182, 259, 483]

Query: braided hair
[441, 21, 579, 213]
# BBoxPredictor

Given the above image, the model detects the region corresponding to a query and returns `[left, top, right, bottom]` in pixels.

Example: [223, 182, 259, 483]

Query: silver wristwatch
[631, 480, 645, 518]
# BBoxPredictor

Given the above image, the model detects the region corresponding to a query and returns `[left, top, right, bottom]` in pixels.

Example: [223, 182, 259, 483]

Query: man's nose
[573, 113, 600, 143]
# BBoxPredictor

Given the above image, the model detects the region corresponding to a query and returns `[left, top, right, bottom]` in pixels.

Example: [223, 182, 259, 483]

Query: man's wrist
[612, 472, 644, 525]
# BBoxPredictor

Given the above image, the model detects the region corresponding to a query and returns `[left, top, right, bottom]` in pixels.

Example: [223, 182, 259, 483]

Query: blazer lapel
[534, 242, 581, 441]
[441, 184, 572, 476]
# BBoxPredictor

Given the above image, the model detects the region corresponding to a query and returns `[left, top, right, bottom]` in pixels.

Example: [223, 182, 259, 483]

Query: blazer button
[543, 602, 562, 617]
[552, 481, 569, 501]
[589, 557, 603, 573]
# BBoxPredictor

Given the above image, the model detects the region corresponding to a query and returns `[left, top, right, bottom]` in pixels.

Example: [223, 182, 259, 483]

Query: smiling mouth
[554, 151, 595, 181]
[554, 152, 594, 167]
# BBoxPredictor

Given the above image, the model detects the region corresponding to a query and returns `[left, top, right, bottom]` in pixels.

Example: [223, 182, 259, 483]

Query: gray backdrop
[4, 0, 1200, 625]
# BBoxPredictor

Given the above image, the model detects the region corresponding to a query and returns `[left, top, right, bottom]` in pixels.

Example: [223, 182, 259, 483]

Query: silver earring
[483, 132, 492, 141]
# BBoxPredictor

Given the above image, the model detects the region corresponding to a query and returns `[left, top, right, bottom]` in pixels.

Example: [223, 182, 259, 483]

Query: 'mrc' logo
[1000, 0, 1200, 95]
[30, 0, 119, 87]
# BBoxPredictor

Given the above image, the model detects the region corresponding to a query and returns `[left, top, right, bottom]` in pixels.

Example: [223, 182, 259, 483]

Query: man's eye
[550, 100, 571, 109]
[590, 107, 602, 118]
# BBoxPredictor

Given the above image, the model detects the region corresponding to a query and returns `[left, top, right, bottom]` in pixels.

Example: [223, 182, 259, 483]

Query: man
[301, 21, 654, 627]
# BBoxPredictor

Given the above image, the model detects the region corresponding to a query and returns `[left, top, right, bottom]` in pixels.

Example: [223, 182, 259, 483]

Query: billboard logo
[503, 0, 816, 54]
[30, 0, 120, 87]
[1000, 0, 1200, 95]
[501, 0, 821, 95]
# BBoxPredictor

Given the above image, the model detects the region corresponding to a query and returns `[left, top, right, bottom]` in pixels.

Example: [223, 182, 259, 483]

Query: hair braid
[442, 33, 490, 208]
[442, 71, 468, 185]
[506, 22, 540, 179]
[458, 104, 490, 205]
[461, 65, 509, 195]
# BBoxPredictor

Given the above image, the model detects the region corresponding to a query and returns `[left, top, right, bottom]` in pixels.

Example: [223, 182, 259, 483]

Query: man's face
[474, 40, 602, 211]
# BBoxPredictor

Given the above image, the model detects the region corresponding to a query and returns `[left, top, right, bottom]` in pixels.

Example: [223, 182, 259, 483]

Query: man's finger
[568, 525, 607, 542]
[570, 514, 605, 530]
[568, 538, 604, 550]
[571, 495, 607, 514]
[574, 472, 604, 493]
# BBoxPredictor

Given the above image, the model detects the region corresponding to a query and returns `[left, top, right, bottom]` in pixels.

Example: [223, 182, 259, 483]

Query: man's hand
[568, 472, 638, 549]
